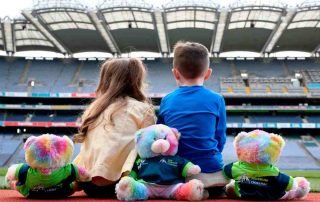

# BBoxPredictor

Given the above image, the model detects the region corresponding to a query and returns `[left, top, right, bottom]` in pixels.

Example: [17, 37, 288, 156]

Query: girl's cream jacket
[73, 97, 155, 182]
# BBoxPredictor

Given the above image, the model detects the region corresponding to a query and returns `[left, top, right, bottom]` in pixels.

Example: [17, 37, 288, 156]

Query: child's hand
[187, 165, 201, 176]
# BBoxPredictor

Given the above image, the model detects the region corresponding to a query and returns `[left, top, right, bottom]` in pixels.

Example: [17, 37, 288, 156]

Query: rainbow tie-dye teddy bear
[115, 124, 205, 201]
[5, 134, 91, 198]
[223, 129, 310, 200]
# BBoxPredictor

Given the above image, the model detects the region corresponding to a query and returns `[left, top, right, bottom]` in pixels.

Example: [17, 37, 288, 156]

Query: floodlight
[28, 80, 35, 87]
[295, 73, 302, 79]
[241, 73, 248, 79]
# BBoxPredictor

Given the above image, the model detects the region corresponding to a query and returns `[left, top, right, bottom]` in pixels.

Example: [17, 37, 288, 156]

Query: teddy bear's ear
[62, 135, 74, 148]
[171, 128, 180, 140]
[233, 131, 247, 147]
[270, 133, 285, 149]
[135, 129, 144, 144]
[24, 136, 37, 150]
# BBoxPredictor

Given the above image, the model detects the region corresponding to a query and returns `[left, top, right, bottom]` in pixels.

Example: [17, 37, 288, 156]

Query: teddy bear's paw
[175, 179, 204, 201]
[5, 164, 19, 190]
[116, 177, 134, 200]
[202, 189, 209, 200]
[294, 177, 310, 199]
[115, 177, 148, 201]
[189, 179, 205, 201]
[187, 165, 201, 176]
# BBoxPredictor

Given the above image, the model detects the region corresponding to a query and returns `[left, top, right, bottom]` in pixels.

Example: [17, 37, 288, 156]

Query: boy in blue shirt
[157, 41, 229, 197]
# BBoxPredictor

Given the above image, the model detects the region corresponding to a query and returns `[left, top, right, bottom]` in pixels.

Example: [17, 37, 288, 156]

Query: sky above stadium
[0, 0, 308, 18]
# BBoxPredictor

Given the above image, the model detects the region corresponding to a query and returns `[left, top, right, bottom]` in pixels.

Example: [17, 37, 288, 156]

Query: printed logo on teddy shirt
[160, 158, 178, 167]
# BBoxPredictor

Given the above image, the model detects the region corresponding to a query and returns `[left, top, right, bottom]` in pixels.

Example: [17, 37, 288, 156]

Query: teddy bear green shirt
[15, 163, 79, 197]
[223, 161, 294, 200]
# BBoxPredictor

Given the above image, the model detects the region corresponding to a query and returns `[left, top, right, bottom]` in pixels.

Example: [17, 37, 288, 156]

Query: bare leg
[186, 170, 229, 188]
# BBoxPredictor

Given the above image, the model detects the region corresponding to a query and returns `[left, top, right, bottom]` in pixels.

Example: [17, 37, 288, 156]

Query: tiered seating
[306, 115, 320, 123]
[52, 115, 78, 122]
[5, 59, 27, 92]
[0, 135, 21, 166]
[77, 62, 100, 93]
[226, 115, 245, 123]
[50, 63, 78, 93]
[0, 57, 319, 95]
[235, 60, 286, 77]
[277, 138, 320, 170]
[300, 69, 320, 84]
[30, 113, 79, 122]
[6, 113, 26, 121]
[220, 77, 245, 94]
[249, 77, 304, 94]
[249, 115, 303, 123]
[146, 61, 176, 94]
[206, 61, 233, 92]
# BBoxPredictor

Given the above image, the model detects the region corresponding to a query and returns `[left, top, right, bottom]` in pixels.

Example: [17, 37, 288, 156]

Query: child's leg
[186, 170, 229, 188]
[80, 181, 116, 198]
[27, 185, 75, 199]
[186, 170, 230, 198]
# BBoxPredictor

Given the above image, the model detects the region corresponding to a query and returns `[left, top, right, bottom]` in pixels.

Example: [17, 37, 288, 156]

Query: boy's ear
[204, 68, 212, 80]
[172, 68, 181, 80]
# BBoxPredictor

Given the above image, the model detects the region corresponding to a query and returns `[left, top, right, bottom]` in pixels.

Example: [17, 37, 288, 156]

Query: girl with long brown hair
[73, 58, 155, 197]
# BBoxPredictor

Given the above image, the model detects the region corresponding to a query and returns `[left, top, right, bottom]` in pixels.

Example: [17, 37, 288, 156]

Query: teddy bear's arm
[181, 159, 201, 177]
[279, 172, 310, 199]
[285, 174, 294, 191]
[73, 165, 91, 182]
[222, 162, 234, 180]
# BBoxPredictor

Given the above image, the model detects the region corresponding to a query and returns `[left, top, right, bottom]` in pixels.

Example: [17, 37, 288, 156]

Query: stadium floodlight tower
[223, 0, 286, 57]
[97, 0, 162, 56]
[163, 0, 218, 55]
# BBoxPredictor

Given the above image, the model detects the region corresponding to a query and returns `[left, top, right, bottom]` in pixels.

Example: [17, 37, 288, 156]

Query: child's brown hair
[74, 58, 149, 143]
[173, 41, 209, 79]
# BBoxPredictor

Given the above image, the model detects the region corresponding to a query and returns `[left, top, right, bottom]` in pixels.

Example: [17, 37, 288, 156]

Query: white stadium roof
[0, 0, 319, 56]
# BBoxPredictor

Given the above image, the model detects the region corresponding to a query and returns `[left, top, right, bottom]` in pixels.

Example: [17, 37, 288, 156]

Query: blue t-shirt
[157, 86, 226, 173]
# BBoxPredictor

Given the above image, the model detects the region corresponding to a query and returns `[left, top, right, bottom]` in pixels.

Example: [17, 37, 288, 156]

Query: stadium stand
[307, 115, 320, 123]
[249, 115, 303, 123]
[0, 135, 21, 167]
[301, 136, 320, 161]
[278, 138, 320, 170]
[1, 57, 318, 96]
[226, 115, 246, 123]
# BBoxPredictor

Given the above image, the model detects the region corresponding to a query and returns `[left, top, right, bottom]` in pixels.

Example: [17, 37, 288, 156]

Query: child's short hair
[173, 41, 209, 79]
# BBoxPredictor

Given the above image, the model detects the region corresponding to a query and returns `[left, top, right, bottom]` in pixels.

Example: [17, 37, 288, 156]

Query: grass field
[1, 168, 319, 192]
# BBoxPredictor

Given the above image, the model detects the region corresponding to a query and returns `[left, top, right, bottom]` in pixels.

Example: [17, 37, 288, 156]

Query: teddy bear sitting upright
[223, 129, 310, 200]
[5, 134, 91, 198]
[116, 124, 205, 201]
